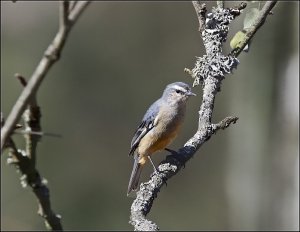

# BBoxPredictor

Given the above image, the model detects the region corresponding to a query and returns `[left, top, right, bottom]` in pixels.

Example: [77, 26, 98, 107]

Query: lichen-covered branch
[1, 1, 91, 151]
[129, 1, 277, 231]
[130, 117, 238, 231]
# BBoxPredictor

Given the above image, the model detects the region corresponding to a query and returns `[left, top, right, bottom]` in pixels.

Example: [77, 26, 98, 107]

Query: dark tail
[127, 155, 143, 196]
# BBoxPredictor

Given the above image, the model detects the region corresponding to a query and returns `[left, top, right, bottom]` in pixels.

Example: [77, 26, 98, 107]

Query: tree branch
[2, 109, 62, 230]
[192, 1, 207, 32]
[6, 137, 63, 230]
[217, 1, 224, 9]
[129, 1, 277, 230]
[2, 1, 91, 230]
[15, 73, 40, 162]
[68, 1, 77, 13]
[68, 1, 91, 26]
[230, 1, 277, 57]
[1, 1, 91, 152]
[60, 1, 69, 28]
[130, 117, 238, 231]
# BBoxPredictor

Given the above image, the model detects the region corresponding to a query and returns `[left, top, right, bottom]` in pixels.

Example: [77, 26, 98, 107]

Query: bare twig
[16, 73, 40, 163]
[68, 1, 90, 25]
[60, 1, 70, 28]
[2, 1, 91, 230]
[2, 111, 62, 230]
[15, 73, 27, 87]
[217, 1, 224, 9]
[1, 1, 91, 151]
[1, 113, 21, 151]
[233, 1, 248, 12]
[12, 72, 61, 229]
[68, 1, 77, 13]
[13, 130, 62, 138]
[129, 1, 277, 230]
[230, 1, 277, 57]
[6, 137, 63, 230]
[192, 1, 207, 32]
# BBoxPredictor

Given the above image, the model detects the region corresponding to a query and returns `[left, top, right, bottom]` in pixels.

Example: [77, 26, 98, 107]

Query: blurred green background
[1, 1, 299, 231]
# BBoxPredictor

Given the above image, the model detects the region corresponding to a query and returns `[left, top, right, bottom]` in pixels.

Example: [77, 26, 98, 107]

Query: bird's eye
[175, 89, 182, 94]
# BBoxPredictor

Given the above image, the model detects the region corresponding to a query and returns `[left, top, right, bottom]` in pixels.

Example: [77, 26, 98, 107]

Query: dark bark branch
[1, 1, 91, 152]
[129, 1, 277, 230]
[15, 73, 28, 87]
[60, 1, 70, 28]
[68, 1, 77, 13]
[6, 137, 63, 230]
[2, 1, 91, 230]
[16, 73, 40, 165]
[2, 110, 62, 230]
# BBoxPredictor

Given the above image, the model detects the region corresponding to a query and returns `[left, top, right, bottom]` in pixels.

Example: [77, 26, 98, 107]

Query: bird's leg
[148, 156, 168, 188]
[165, 148, 178, 155]
[148, 156, 159, 174]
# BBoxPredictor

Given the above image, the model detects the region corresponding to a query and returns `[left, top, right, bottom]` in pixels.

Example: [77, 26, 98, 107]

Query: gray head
[162, 82, 196, 104]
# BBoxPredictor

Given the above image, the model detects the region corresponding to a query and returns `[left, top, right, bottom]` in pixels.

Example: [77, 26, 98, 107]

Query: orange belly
[137, 121, 181, 159]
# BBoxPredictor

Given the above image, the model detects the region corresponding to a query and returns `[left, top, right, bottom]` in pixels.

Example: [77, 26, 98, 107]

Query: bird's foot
[165, 148, 178, 155]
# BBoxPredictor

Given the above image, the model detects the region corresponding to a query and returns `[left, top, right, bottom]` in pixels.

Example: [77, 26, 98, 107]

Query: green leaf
[230, 30, 247, 50]
[243, 8, 260, 29]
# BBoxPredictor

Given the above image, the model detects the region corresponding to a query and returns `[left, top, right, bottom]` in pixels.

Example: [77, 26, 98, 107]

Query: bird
[127, 82, 196, 195]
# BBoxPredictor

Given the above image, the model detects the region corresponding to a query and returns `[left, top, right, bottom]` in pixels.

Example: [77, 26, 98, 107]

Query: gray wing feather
[129, 99, 161, 156]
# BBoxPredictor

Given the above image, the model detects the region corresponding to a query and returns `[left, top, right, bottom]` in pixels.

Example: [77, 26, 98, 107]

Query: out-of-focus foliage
[230, 30, 247, 50]
[243, 7, 259, 29]
[1, 1, 299, 231]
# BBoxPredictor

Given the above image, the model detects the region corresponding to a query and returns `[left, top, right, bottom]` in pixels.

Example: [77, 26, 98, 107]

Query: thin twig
[60, 1, 69, 28]
[233, 1, 248, 12]
[192, 1, 207, 32]
[14, 130, 62, 138]
[16, 73, 40, 163]
[230, 1, 277, 57]
[15, 72, 61, 229]
[1, 1, 91, 151]
[1, 112, 21, 151]
[15, 73, 27, 87]
[68, 1, 91, 26]
[2, 1, 90, 229]
[68, 1, 77, 13]
[2, 111, 63, 230]
[6, 137, 63, 230]
[217, 1, 224, 9]
[15, 73, 38, 108]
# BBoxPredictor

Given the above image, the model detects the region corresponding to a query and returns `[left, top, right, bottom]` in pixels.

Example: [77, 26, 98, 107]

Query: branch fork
[2, 1, 91, 230]
[1, 1, 91, 151]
